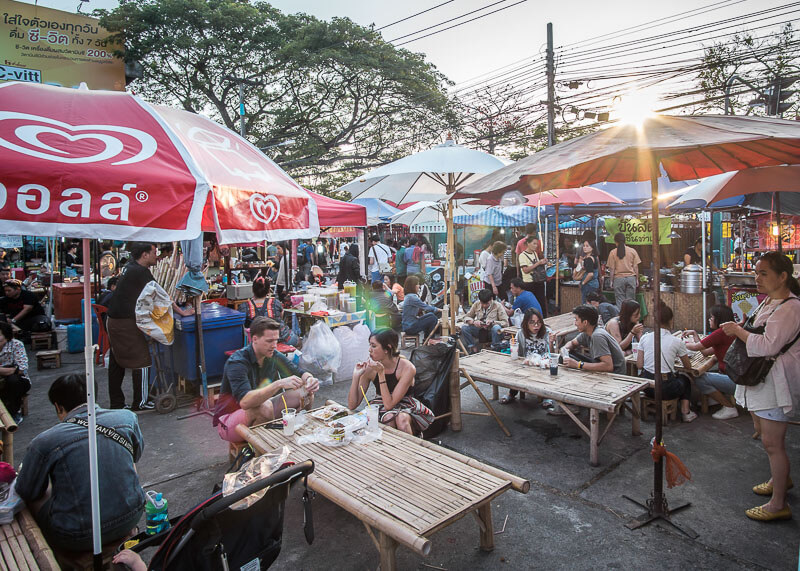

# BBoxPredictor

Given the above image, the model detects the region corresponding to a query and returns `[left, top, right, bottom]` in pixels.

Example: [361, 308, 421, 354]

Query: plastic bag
[222, 445, 290, 510]
[333, 326, 357, 382]
[0, 481, 24, 524]
[136, 280, 174, 345]
[510, 308, 523, 328]
[299, 322, 342, 383]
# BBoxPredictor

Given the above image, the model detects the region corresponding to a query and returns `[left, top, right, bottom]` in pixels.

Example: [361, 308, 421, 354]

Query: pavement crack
[141, 461, 227, 489]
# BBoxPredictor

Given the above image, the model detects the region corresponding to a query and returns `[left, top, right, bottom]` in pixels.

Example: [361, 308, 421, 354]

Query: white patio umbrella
[388, 200, 485, 227]
[339, 136, 508, 338]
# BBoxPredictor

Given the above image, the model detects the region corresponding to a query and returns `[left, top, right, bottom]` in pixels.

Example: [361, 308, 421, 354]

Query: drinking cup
[549, 353, 560, 376]
[366, 405, 380, 433]
[632, 342, 640, 357]
[282, 408, 297, 436]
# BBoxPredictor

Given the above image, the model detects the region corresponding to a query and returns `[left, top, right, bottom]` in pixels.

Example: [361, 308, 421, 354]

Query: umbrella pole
[624, 159, 696, 538]
[702, 211, 708, 336]
[81, 239, 103, 570]
[555, 205, 560, 311]
[775, 192, 783, 254]
[447, 191, 456, 332]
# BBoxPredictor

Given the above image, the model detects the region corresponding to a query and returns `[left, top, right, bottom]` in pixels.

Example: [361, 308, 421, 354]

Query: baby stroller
[125, 460, 315, 570]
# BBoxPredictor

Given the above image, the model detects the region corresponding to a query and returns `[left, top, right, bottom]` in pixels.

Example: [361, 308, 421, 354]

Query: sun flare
[614, 92, 657, 127]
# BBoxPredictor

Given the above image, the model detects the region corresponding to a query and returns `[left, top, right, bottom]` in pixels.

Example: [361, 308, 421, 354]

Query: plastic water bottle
[145, 491, 170, 535]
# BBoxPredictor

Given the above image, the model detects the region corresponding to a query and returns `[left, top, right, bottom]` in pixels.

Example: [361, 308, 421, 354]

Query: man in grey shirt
[562, 305, 626, 374]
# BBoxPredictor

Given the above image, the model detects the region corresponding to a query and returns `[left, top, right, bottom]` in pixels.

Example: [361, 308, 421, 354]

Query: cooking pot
[681, 264, 704, 294]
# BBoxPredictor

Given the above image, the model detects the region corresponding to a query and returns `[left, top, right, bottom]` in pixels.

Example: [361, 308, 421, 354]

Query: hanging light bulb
[500, 190, 527, 207]
[667, 229, 681, 239]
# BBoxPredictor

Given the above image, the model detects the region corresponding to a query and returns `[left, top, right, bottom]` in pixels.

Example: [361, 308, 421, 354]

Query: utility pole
[223, 75, 263, 138]
[546, 22, 555, 147]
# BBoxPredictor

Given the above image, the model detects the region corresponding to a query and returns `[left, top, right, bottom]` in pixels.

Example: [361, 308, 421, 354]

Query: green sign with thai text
[603, 217, 673, 245]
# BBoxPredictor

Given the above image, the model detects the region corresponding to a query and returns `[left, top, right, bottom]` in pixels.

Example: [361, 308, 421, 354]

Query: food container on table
[338, 292, 350, 311]
[346, 299, 357, 313]
[290, 295, 304, 307]
[721, 271, 756, 288]
[318, 288, 338, 309]
[344, 281, 357, 298]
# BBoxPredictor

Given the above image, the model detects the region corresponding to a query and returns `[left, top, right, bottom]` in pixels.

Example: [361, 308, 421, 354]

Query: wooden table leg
[450, 351, 462, 432]
[462, 370, 511, 437]
[378, 531, 398, 571]
[589, 409, 599, 467]
[630, 393, 642, 436]
[492, 386, 499, 401]
[477, 503, 495, 552]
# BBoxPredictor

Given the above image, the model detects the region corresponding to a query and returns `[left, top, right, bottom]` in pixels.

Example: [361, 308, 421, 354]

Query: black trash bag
[410, 339, 456, 439]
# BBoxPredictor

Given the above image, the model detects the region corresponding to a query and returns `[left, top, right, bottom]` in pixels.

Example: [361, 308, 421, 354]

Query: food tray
[310, 404, 349, 421]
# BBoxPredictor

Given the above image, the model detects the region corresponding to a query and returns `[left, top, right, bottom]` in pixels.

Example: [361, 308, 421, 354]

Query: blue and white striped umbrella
[454, 205, 538, 227]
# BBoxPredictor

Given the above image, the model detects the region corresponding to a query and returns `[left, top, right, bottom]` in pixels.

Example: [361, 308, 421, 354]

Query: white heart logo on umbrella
[249, 193, 281, 224]
[0, 112, 157, 165]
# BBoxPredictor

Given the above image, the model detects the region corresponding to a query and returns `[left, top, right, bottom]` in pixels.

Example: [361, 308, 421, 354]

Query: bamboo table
[0, 508, 59, 570]
[236, 411, 529, 570]
[502, 311, 578, 348]
[0, 400, 18, 465]
[458, 351, 648, 466]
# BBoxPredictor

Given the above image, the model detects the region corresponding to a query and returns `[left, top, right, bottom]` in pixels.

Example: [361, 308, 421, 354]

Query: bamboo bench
[0, 508, 59, 570]
[236, 403, 529, 570]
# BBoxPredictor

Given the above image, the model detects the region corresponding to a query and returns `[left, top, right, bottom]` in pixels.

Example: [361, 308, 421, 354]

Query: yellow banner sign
[1, 0, 124, 90]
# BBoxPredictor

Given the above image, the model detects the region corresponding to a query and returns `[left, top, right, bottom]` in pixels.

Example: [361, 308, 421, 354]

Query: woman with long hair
[348, 329, 434, 434]
[577, 240, 599, 304]
[518, 236, 548, 317]
[721, 252, 800, 521]
[607, 232, 641, 308]
[0, 321, 30, 422]
[501, 308, 554, 404]
[682, 304, 739, 420]
[239, 276, 299, 347]
[605, 299, 643, 355]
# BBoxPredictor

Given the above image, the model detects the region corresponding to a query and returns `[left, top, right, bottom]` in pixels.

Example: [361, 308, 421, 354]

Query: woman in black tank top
[348, 329, 433, 435]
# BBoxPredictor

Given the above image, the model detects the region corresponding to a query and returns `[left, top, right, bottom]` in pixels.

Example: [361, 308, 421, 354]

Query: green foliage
[97, 0, 453, 191]
[696, 24, 799, 115]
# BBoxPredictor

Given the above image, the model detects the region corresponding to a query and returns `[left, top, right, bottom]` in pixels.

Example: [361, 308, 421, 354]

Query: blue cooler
[172, 303, 245, 381]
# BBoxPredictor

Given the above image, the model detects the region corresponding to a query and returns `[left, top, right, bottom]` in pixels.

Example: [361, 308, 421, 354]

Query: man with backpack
[297, 240, 315, 282]
[368, 235, 392, 284]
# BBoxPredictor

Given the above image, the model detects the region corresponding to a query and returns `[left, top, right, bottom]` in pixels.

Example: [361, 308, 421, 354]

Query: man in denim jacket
[16, 374, 145, 553]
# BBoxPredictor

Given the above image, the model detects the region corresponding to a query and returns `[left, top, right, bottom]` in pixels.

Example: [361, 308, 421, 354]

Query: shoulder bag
[572, 258, 585, 281]
[724, 298, 800, 386]
[522, 251, 547, 283]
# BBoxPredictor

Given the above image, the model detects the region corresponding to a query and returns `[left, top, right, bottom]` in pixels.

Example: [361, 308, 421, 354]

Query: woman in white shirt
[637, 302, 695, 422]
[721, 252, 800, 522]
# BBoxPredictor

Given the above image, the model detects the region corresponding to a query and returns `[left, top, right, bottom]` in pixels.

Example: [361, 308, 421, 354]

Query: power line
[393, 1, 529, 47]
[375, 0, 456, 31]
[387, 0, 512, 42]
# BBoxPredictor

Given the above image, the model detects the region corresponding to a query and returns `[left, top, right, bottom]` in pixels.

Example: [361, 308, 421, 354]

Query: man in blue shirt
[507, 278, 542, 315]
[16, 374, 145, 553]
[214, 317, 319, 443]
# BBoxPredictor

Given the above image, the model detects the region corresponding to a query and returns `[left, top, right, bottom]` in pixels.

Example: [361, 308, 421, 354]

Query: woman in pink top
[722, 252, 800, 522]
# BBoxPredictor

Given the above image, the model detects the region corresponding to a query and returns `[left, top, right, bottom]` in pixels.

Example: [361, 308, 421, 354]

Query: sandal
[745, 505, 792, 521]
[500, 395, 516, 405]
[753, 478, 794, 496]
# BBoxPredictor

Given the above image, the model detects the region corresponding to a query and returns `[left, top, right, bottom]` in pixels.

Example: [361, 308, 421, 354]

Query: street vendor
[684, 237, 704, 266]
[348, 328, 434, 435]
[213, 317, 319, 443]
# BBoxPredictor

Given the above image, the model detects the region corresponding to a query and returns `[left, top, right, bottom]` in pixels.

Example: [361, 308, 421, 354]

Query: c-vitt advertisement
[1, 0, 124, 90]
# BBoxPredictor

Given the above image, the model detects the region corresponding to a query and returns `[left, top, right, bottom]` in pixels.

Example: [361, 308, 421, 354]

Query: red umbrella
[456, 113, 800, 535]
[0, 82, 319, 243]
[0, 81, 318, 565]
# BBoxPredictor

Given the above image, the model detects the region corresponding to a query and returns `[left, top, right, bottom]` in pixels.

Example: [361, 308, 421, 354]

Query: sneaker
[712, 406, 739, 420]
[12, 414, 23, 425]
[682, 410, 698, 423]
[127, 400, 156, 412]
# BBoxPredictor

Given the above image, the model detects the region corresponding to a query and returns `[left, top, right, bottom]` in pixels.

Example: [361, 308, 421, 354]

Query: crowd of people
[0, 225, 796, 566]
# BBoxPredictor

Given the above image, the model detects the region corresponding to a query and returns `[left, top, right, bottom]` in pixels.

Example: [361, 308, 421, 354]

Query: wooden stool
[208, 383, 222, 406]
[56, 531, 135, 570]
[21, 394, 28, 416]
[30, 332, 52, 351]
[400, 332, 419, 349]
[36, 350, 62, 370]
[700, 394, 710, 414]
[229, 441, 248, 464]
[640, 396, 678, 423]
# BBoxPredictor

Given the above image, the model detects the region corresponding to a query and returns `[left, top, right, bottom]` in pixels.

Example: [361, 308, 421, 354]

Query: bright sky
[16, 0, 797, 115]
